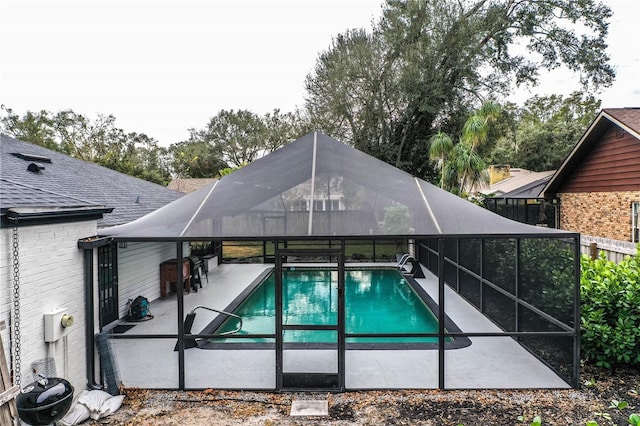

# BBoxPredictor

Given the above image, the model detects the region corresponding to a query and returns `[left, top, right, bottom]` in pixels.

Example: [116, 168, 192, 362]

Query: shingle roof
[494, 174, 553, 199]
[604, 108, 640, 136]
[168, 178, 218, 193]
[480, 169, 555, 197]
[1, 134, 183, 227]
[0, 178, 97, 208]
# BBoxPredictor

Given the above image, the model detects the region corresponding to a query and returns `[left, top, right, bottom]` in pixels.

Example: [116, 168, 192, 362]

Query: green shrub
[382, 204, 411, 234]
[519, 238, 576, 326]
[581, 251, 640, 367]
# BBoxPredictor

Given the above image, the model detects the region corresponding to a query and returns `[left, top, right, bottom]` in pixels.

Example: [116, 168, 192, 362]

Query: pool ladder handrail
[397, 253, 415, 274]
[190, 305, 243, 335]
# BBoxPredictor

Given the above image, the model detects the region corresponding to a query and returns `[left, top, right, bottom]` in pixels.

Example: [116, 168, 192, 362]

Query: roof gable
[542, 108, 640, 197]
[1, 134, 183, 227]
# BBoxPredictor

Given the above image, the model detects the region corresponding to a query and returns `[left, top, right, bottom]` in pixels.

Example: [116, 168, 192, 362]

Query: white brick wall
[0, 228, 12, 379]
[0, 220, 97, 393]
[1, 224, 194, 393]
[116, 242, 188, 318]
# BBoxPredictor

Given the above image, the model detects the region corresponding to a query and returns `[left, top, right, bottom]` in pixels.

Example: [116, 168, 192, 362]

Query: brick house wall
[559, 191, 640, 241]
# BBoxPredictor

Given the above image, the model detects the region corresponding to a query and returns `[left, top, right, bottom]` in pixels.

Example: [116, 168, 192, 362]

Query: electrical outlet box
[44, 307, 73, 342]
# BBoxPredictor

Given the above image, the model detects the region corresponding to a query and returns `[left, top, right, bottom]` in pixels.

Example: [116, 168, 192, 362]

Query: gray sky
[2, 0, 639, 147]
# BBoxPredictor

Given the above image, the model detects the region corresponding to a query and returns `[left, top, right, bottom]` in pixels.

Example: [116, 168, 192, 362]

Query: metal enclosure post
[515, 239, 521, 333]
[455, 239, 460, 292]
[177, 242, 185, 390]
[474, 239, 482, 311]
[479, 239, 484, 311]
[573, 235, 581, 388]
[338, 242, 346, 390]
[275, 248, 283, 390]
[438, 238, 445, 389]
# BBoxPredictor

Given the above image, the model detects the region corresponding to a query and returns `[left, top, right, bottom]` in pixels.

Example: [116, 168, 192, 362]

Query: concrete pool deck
[108, 263, 571, 390]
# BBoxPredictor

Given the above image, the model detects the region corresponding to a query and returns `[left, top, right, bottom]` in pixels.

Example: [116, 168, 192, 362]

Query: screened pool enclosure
[93, 131, 580, 391]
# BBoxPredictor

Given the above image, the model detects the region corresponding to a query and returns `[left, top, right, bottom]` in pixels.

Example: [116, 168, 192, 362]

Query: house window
[633, 202, 640, 243]
[291, 200, 308, 211]
[98, 244, 118, 327]
[329, 199, 341, 211]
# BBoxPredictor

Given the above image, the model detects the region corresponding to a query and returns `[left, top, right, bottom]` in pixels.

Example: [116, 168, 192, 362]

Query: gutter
[3, 206, 113, 227]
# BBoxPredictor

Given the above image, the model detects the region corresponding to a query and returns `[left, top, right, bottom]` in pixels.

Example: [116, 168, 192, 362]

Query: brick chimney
[489, 165, 511, 185]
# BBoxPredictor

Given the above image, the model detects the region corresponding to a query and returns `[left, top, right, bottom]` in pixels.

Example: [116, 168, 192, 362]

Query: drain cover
[290, 400, 329, 416]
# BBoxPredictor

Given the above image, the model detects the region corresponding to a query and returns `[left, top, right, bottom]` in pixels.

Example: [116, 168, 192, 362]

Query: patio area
[107, 262, 570, 390]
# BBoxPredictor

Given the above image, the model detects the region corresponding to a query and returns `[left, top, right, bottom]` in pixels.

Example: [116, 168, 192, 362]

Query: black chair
[189, 256, 203, 291]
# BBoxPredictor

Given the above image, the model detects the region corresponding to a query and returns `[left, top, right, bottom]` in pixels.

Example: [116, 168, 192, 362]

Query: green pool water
[213, 268, 443, 344]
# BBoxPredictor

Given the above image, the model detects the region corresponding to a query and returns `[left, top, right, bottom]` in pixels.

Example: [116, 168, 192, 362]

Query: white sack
[59, 389, 125, 425]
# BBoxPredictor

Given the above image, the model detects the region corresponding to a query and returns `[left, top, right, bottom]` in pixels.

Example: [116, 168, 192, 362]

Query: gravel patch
[84, 363, 640, 425]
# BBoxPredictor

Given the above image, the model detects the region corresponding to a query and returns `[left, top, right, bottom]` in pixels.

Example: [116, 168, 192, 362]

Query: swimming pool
[203, 267, 468, 348]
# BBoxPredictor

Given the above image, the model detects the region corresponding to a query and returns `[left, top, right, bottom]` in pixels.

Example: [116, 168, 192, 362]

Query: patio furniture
[159, 258, 192, 299]
[189, 256, 204, 291]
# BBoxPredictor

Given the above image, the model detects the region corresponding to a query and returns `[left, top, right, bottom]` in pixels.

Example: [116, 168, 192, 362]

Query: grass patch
[221, 240, 407, 261]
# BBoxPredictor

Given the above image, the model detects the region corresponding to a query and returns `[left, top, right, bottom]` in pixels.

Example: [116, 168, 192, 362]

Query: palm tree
[462, 100, 501, 150]
[428, 132, 453, 189]
[456, 101, 501, 193]
[450, 143, 487, 194]
[430, 101, 500, 196]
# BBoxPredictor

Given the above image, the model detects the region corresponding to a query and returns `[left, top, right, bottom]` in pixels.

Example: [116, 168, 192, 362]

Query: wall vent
[27, 163, 45, 173]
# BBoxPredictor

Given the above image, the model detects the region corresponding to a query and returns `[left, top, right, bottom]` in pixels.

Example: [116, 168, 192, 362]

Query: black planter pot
[16, 377, 74, 425]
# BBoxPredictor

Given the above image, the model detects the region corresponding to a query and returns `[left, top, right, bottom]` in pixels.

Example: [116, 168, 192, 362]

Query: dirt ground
[85, 363, 639, 425]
